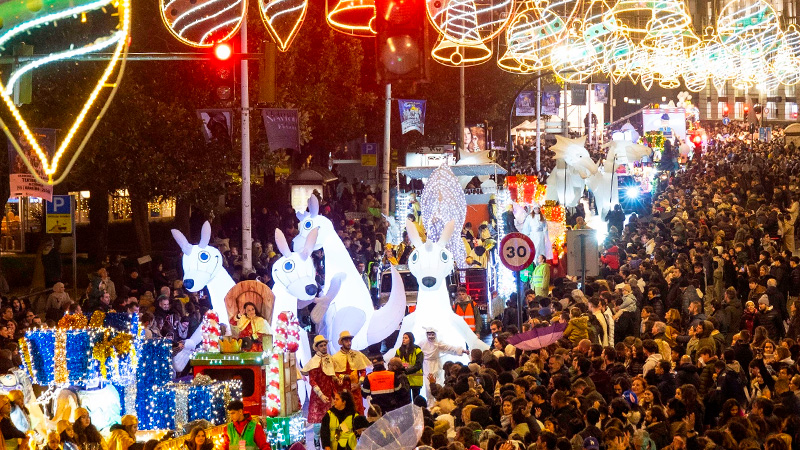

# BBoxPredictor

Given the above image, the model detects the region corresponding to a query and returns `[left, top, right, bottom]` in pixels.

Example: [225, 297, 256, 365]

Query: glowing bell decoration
[427, 0, 515, 66]
[160, 0, 245, 47]
[260, 0, 309, 51]
[326, 0, 376, 36]
[498, 0, 566, 72]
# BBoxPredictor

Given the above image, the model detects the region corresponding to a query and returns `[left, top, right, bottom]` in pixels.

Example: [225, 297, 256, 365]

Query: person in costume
[320, 391, 361, 450]
[395, 332, 423, 401]
[421, 328, 467, 404]
[230, 302, 273, 352]
[331, 331, 371, 415]
[301, 335, 338, 424]
[222, 400, 271, 450]
[517, 204, 553, 262]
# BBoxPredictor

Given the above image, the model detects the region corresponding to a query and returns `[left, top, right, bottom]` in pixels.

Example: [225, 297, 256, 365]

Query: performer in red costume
[331, 331, 370, 415]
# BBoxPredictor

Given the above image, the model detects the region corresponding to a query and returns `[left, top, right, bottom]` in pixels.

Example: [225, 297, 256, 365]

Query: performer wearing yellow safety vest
[531, 254, 551, 297]
[320, 391, 361, 450]
[395, 332, 423, 401]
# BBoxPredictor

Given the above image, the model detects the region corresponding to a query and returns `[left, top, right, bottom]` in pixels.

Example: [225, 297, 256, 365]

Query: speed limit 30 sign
[499, 232, 536, 271]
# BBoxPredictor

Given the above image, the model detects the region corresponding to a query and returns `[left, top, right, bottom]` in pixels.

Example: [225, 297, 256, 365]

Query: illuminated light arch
[160, 0, 245, 47]
[775, 25, 800, 85]
[326, 0, 376, 36]
[260, 0, 308, 51]
[0, 0, 131, 184]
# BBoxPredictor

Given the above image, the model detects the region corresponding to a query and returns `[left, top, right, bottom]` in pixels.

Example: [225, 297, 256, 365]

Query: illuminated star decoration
[421, 164, 468, 268]
[160, 0, 245, 47]
[260, 0, 308, 51]
[0, 0, 131, 185]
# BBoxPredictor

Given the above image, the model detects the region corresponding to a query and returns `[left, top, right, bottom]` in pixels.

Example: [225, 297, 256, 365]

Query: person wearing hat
[222, 400, 270, 450]
[0, 395, 27, 450]
[301, 335, 337, 425]
[56, 420, 78, 450]
[106, 415, 137, 450]
[331, 331, 370, 415]
[583, 436, 600, 450]
[72, 407, 104, 450]
[361, 355, 407, 414]
[394, 332, 423, 401]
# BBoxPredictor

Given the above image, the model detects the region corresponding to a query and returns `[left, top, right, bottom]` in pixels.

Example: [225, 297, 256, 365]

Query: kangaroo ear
[296, 211, 305, 221]
[198, 221, 212, 248]
[406, 219, 424, 248]
[308, 195, 319, 217]
[171, 229, 192, 255]
[275, 229, 292, 257]
[300, 228, 319, 260]
[438, 220, 455, 246]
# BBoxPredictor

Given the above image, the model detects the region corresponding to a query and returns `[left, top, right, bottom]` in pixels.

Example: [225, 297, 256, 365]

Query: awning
[397, 163, 507, 179]
[286, 166, 338, 183]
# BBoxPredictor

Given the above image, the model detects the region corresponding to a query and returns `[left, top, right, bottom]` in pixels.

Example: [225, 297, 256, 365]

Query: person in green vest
[321, 391, 361, 450]
[223, 401, 271, 450]
[531, 254, 551, 297]
[395, 332, 423, 401]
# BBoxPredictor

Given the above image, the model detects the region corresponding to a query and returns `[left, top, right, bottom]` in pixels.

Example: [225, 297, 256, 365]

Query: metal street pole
[460, 66, 465, 156]
[382, 84, 391, 216]
[536, 73, 541, 173]
[240, 20, 253, 275]
[563, 82, 569, 137]
[587, 83, 592, 147]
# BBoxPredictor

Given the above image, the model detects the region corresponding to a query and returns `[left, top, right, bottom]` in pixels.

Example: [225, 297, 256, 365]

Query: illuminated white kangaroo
[293, 195, 407, 352]
[170, 221, 234, 371]
[384, 219, 489, 362]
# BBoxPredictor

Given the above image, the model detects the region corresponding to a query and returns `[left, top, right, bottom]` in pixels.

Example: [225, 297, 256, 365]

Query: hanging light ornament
[682, 45, 708, 92]
[326, 0, 376, 36]
[260, 0, 309, 51]
[717, 0, 781, 87]
[160, 0, 245, 46]
[580, 0, 618, 74]
[498, 0, 566, 72]
[550, 25, 596, 82]
[604, 31, 635, 83]
[427, 0, 516, 66]
[775, 25, 800, 85]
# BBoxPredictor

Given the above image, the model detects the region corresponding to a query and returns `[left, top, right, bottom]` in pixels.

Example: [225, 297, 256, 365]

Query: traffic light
[211, 42, 236, 107]
[375, 0, 427, 85]
[722, 104, 729, 118]
[744, 105, 749, 120]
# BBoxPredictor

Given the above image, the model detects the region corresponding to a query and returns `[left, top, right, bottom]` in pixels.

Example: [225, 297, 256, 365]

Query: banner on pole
[541, 89, 561, 116]
[594, 84, 609, 104]
[197, 109, 233, 144]
[398, 99, 426, 134]
[261, 108, 300, 151]
[515, 91, 536, 116]
[572, 85, 587, 105]
[8, 128, 55, 201]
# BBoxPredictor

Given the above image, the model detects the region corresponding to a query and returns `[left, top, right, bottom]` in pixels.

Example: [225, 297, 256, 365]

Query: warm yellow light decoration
[260, 0, 308, 51]
[431, 36, 493, 66]
[160, 0, 245, 47]
[326, 0, 376, 36]
[0, 0, 130, 185]
[54, 330, 68, 384]
[498, 0, 564, 73]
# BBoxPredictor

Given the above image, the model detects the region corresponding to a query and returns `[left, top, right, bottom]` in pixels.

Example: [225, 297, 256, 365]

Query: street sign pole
[71, 196, 77, 299]
[499, 232, 536, 330]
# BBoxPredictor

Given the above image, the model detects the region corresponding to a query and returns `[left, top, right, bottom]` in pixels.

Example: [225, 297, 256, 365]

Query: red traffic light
[723, 104, 729, 113]
[214, 43, 233, 61]
[744, 105, 749, 112]
[692, 135, 702, 144]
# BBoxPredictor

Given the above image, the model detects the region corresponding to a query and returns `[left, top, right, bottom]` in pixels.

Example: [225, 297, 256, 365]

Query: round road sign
[499, 232, 536, 271]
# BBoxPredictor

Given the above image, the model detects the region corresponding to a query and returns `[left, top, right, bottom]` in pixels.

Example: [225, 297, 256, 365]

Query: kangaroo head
[273, 227, 319, 300]
[405, 219, 456, 291]
[171, 221, 222, 292]
[293, 194, 333, 251]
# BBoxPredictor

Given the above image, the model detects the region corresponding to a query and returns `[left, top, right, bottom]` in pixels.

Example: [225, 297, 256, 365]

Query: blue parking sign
[46, 195, 72, 234]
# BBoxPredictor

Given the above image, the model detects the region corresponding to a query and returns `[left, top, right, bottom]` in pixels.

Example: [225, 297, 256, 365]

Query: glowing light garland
[326, 0, 376, 36]
[160, 0, 244, 47]
[260, 0, 308, 51]
[0, 0, 130, 185]
[428, 0, 514, 66]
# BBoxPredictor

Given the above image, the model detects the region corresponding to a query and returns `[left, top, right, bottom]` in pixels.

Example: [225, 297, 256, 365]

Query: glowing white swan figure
[384, 219, 489, 366]
[293, 195, 407, 352]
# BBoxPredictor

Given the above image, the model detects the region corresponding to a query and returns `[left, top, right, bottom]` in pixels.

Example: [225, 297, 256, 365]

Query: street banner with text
[261, 108, 300, 151]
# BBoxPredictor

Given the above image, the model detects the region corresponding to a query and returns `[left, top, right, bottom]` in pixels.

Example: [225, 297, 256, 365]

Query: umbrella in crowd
[507, 321, 567, 351]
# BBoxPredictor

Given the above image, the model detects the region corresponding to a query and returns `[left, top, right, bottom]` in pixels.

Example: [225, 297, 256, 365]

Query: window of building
[735, 101, 744, 119]
[766, 101, 777, 119]
[786, 102, 798, 120]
